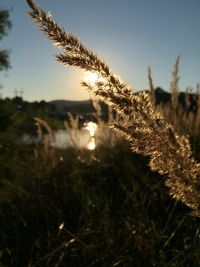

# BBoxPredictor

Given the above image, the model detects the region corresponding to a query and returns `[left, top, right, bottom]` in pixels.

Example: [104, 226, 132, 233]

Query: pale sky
[1, 0, 200, 101]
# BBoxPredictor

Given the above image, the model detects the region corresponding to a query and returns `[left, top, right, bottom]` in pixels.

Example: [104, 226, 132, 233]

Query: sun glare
[84, 72, 105, 87]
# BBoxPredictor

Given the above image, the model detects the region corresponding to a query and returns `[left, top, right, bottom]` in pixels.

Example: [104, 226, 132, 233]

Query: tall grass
[1, 1, 200, 266]
[26, 0, 200, 216]
[1, 136, 200, 266]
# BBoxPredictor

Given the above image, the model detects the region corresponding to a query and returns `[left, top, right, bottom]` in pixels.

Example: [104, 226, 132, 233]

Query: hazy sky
[1, 0, 200, 101]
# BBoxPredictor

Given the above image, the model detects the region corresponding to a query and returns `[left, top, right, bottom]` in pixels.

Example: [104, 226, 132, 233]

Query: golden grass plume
[26, 0, 200, 216]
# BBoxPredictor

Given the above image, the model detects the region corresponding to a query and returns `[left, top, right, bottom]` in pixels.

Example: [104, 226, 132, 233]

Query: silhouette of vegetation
[0, 7, 12, 71]
[0, 101, 200, 266]
[0, 91, 200, 267]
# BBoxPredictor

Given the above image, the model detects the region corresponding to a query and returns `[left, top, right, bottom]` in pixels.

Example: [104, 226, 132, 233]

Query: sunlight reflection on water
[22, 121, 98, 150]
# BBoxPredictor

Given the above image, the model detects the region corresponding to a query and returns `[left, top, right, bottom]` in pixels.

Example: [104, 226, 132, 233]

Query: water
[22, 128, 93, 149]
[51, 128, 91, 149]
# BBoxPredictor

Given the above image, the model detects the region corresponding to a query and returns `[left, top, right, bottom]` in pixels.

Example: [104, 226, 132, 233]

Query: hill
[49, 88, 199, 119]
[49, 99, 95, 114]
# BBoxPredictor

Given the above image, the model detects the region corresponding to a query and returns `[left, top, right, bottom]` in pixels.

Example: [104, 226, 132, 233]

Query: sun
[84, 72, 105, 87]
[84, 72, 98, 86]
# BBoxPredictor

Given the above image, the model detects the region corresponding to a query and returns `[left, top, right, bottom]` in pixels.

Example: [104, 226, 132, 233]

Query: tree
[0, 7, 12, 71]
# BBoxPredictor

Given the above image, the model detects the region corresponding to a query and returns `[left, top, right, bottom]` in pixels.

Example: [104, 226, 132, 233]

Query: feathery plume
[170, 55, 180, 110]
[148, 66, 155, 106]
[26, 0, 200, 216]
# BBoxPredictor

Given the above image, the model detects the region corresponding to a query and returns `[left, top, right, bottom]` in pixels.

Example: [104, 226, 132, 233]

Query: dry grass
[26, 0, 200, 216]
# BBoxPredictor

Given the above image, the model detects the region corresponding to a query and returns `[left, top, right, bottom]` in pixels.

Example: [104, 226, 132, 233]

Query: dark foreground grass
[0, 140, 200, 267]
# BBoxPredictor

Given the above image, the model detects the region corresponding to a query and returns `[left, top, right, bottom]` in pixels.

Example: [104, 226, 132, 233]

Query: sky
[1, 0, 200, 101]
